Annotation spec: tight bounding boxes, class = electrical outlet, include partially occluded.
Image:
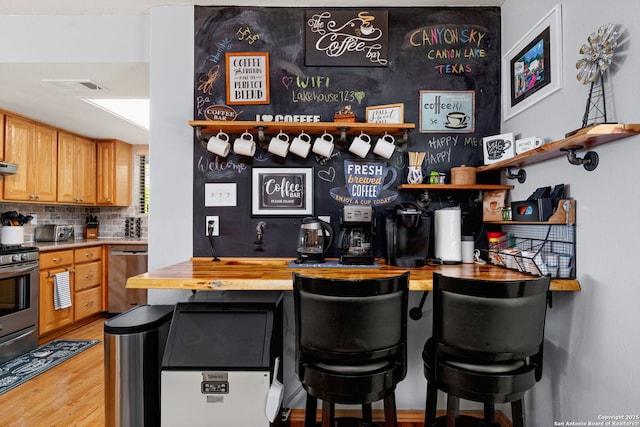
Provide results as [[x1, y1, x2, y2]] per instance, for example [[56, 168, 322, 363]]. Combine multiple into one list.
[[30, 215, 38, 225], [206, 216, 219, 236]]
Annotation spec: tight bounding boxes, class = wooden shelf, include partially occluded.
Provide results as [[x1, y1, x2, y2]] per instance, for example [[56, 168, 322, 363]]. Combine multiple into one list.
[[485, 199, 576, 225], [189, 120, 415, 136], [477, 123, 640, 172], [398, 184, 514, 191]]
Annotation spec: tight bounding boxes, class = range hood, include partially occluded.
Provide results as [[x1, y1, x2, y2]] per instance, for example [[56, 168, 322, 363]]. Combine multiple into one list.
[[0, 162, 18, 175]]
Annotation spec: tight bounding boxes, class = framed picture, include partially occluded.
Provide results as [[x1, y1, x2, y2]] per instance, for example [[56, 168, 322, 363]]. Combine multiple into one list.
[[252, 168, 313, 216], [225, 52, 270, 105], [482, 132, 515, 165], [502, 4, 563, 120], [419, 90, 475, 133], [365, 103, 404, 124]]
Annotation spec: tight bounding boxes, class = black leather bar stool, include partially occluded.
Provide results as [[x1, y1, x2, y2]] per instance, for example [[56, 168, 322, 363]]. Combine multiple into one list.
[[293, 272, 409, 427], [423, 272, 551, 427]]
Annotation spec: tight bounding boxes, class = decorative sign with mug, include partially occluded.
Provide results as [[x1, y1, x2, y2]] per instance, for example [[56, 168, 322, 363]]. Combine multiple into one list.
[[330, 159, 398, 206], [419, 90, 475, 133], [482, 132, 515, 164]]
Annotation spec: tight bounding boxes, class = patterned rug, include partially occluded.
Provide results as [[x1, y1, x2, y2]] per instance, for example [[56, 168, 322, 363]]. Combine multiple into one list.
[[0, 339, 99, 395]]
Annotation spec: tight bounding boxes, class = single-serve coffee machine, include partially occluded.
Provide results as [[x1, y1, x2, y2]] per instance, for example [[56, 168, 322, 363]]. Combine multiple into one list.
[[384, 203, 431, 268], [338, 205, 375, 265]]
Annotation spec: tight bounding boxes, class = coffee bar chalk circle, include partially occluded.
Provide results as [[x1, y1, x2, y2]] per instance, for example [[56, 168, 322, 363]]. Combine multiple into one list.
[[330, 159, 398, 206]]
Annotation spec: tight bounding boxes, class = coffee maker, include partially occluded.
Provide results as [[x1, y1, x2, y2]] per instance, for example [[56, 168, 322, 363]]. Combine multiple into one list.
[[384, 203, 431, 268], [338, 205, 375, 265]]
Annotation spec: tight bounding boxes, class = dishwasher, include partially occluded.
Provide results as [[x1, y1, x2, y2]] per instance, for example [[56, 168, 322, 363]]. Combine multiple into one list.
[[108, 244, 149, 313]]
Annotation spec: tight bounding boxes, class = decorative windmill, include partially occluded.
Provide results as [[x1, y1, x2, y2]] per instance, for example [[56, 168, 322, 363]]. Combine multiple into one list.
[[576, 23, 620, 128]]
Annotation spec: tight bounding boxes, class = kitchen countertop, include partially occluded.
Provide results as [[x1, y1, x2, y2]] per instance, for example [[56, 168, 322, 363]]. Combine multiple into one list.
[[33, 238, 148, 252], [126, 257, 581, 292]]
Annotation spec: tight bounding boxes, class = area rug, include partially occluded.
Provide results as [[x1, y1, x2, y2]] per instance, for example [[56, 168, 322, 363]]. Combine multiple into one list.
[[0, 339, 99, 396]]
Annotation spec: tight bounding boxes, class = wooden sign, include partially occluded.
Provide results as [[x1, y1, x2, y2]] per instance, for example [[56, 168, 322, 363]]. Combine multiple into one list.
[[225, 52, 270, 105], [366, 103, 404, 124], [305, 10, 389, 67]]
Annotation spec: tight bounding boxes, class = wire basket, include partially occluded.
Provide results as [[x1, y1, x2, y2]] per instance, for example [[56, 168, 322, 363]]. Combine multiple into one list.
[[488, 224, 575, 279]]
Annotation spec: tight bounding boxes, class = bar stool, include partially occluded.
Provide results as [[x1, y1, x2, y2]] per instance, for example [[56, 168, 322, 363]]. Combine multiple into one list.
[[293, 272, 409, 427], [423, 272, 551, 427]]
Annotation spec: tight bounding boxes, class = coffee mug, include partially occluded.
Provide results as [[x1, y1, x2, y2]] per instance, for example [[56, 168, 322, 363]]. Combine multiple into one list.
[[290, 132, 312, 158], [206, 131, 231, 157], [312, 132, 335, 158], [373, 134, 396, 159], [268, 132, 290, 158], [233, 132, 256, 157], [515, 136, 543, 154], [446, 111, 469, 128], [349, 132, 372, 158]]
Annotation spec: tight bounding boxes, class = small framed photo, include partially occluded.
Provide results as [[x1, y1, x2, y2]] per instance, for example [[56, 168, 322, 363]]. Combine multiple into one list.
[[502, 4, 563, 120], [225, 52, 270, 105], [252, 168, 313, 216], [482, 132, 515, 165], [365, 103, 404, 124]]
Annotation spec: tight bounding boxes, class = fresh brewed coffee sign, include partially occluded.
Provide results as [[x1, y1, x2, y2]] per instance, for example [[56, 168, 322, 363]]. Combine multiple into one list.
[[305, 10, 389, 66]]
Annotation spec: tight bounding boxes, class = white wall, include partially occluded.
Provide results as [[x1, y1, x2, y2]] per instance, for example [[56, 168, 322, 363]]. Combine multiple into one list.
[[501, 0, 640, 423]]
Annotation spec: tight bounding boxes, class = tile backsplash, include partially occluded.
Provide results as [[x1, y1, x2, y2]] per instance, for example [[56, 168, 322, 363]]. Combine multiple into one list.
[[0, 202, 147, 242]]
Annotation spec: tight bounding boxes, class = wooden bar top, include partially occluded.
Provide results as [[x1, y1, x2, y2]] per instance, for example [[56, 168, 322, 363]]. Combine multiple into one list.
[[126, 257, 581, 292]]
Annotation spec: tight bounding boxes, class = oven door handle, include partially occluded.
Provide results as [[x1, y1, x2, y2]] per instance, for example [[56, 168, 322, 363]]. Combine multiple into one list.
[[0, 261, 39, 279], [0, 328, 36, 350]]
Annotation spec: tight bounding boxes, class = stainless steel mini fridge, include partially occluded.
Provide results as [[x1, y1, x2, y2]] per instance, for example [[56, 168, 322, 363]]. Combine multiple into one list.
[[160, 292, 283, 427]]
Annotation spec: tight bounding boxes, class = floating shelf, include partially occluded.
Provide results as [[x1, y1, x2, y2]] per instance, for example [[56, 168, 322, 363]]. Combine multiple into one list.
[[477, 123, 640, 172], [398, 184, 514, 191], [189, 120, 415, 136]]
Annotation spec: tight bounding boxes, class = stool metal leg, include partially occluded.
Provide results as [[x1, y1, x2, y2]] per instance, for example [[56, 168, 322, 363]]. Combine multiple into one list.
[[425, 382, 438, 427], [446, 394, 459, 427], [305, 394, 317, 427], [512, 399, 526, 427], [484, 403, 496, 423], [363, 403, 373, 423], [383, 392, 398, 427]]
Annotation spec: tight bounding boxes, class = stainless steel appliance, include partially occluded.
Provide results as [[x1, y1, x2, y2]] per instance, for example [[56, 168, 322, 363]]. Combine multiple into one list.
[[0, 245, 39, 364], [107, 245, 148, 313], [296, 217, 333, 263], [384, 203, 431, 268], [34, 224, 74, 242], [338, 205, 375, 265]]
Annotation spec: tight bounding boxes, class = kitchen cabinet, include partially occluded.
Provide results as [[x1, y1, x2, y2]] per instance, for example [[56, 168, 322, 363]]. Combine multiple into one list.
[[73, 246, 102, 321], [96, 139, 132, 206], [39, 250, 75, 335], [0, 114, 4, 160], [57, 131, 96, 204], [38, 246, 103, 336], [3, 115, 58, 202]]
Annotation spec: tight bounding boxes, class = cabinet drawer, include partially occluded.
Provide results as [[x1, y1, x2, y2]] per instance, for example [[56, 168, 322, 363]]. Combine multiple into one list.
[[40, 250, 74, 269], [74, 287, 101, 321], [75, 261, 101, 292], [74, 246, 102, 263]]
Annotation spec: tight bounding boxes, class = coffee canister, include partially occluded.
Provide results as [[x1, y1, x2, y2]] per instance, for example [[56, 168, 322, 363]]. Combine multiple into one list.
[[451, 165, 476, 185], [461, 235, 475, 263]]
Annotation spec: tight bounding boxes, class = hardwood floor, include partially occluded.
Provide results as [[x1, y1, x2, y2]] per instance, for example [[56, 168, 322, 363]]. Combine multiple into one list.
[[0, 316, 107, 427]]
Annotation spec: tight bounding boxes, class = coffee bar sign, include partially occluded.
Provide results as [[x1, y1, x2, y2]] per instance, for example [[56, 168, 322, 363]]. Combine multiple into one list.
[[305, 10, 389, 66], [252, 168, 313, 216], [419, 90, 475, 133]]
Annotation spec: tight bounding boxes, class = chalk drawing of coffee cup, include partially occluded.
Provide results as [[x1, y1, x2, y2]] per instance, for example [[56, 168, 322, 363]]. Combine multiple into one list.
[[360, 25, 375, 35], [445, 112, 469, 129], [485, 138, 512, 160]]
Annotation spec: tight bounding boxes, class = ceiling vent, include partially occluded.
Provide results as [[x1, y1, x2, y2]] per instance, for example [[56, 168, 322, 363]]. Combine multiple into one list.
[[41, 79, 107, 92]]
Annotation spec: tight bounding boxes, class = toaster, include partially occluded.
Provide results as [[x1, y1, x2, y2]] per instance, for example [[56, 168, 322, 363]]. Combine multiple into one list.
[[35, 224, 75, 242]]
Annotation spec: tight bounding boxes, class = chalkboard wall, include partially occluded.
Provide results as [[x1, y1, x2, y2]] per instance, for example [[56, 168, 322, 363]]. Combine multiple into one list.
[[192, 6, 501, 259]]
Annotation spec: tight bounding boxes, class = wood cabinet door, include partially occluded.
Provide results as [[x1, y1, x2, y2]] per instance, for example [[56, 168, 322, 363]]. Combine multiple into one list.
[[3, 115, 33, 201], [75, 136, 96, 204], [39, 269, 74, 335], [32, 124, 57, 202], [97, 140, 132, 206], [57, 132, 77, 203]]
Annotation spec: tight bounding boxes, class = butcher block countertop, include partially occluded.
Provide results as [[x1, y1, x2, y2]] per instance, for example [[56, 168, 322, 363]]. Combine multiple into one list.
[[126, 257, 581, 292]]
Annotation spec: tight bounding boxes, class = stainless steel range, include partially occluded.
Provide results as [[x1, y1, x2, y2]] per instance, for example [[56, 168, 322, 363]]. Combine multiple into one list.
[[0, 245, 39, 364]]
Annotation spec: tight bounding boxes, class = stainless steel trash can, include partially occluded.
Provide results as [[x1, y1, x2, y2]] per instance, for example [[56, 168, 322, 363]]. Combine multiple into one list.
[[104, 304, 174, 427]]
